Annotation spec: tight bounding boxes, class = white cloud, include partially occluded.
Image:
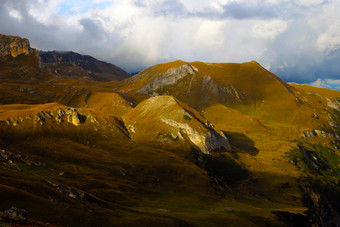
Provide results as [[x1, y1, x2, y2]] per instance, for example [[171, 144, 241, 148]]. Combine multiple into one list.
[[9, 9, 22, 21], [310, 78, 340, 90], [28, 0, 64, 25], [317, 24, 340, 53], [296, 0, 324, 6], [251, 19, 288, 40]]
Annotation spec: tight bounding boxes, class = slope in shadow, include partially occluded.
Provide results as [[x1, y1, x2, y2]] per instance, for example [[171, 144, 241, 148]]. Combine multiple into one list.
[[223, 131, 259, 156]]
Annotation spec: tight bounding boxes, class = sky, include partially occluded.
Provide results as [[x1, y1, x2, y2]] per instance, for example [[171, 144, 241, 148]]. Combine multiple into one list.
[[0, 0, 340, 90]]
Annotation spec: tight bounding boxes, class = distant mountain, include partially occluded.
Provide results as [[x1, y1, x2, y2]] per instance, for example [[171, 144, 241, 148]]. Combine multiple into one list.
[[0, 34, 130, 83], [40, 51, 131, 81]]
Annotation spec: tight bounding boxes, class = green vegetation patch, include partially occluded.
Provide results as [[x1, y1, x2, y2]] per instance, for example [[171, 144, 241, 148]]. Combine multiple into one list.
[[286, 142, 340, 179], [158, 132, 179, 141], [320, 108, 340, 135], [183, 115, 192, 120], [286, 142, 340, 226]]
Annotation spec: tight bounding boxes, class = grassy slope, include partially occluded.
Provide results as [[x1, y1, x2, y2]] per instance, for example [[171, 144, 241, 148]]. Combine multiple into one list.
[[0, 102, 301, 226], [201, 83, 340, 222], [85, 92, 133, 116], [118, 61, 325, 127], [0, 59, 339, 226], [0, 125, 291, 226]]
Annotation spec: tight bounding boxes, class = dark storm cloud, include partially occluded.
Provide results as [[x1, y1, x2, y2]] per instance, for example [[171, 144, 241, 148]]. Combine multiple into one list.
[[219, 2, 278, 19], [134, 0, 187, 17], [0, 0, 114, 57], [79, 18, 105, 40]]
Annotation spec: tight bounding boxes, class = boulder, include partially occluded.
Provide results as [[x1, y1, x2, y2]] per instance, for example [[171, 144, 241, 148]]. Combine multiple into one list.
[[3, 207, 29, 220]]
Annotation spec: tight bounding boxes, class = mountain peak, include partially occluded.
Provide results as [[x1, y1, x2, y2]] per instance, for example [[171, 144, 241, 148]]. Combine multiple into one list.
[[0, 34, 34, 57], [249, 60, 260, 65]]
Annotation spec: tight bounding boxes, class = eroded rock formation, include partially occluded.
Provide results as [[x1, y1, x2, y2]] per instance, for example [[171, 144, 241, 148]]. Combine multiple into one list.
[[138, 64, 199, 94], [0, 34, 34, 57]]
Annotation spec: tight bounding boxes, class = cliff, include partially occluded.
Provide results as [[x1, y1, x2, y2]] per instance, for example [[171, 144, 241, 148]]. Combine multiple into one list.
[[0, 34, 34, 57]]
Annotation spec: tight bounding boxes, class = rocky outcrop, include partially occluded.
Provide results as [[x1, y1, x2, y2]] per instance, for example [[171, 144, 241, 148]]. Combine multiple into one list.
[[160, 118, 230, 154], [327, 99, 340, 111], [122, 96, 231, 154], [301, 184, 340, 227], [45, 180, 85, 200], [138, 64, 199, 94], [1, 149, 42, 167], [201, 74, 244, 102], [3, 207, 28, 220], [0, 212, 54, 227], [330, 122, 340, 128], [0, 34, 34, 57], [4, 107, 89, 127], [302, 129, 340, 139]]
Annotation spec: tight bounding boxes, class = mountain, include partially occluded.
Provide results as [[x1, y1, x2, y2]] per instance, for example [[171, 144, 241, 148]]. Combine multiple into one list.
[[0, 34, 34, 57], [0, 34, 340, 226], [0, 34, 52, 83], [40, 51, 131, 81], [120, 60, 295, 106], [0, 34, 130, 83]]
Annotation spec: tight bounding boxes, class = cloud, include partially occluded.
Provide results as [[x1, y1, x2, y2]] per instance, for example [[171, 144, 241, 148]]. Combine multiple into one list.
[[310, 78, 340, 90], [296, 0, 324, 6], [8, 9, 23, 21], [251, 19, 288, 40], [0, 0, 339, 89]]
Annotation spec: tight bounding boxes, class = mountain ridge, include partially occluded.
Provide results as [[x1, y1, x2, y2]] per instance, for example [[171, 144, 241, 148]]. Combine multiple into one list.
[[0, 34, 339, 226], [0, 33, 131, 83], [40, 50, 131, 81]]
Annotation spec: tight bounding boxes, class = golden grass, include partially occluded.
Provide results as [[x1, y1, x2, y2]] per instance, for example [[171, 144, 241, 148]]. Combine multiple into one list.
[[0, 103, 65, 120], [85, 92, 133, 116], [1, 59, 340, 226]]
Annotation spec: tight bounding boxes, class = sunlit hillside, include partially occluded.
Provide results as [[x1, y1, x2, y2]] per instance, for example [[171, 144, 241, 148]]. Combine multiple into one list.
[[0, 34, 339, 226]]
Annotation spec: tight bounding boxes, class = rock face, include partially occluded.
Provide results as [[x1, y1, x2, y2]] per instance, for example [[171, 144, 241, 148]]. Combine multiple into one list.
[[122, 96, 231, 154], [0, 34, 49, 82], [302, 129, 340, 139], [3, 107, 88, 127], [40, 51, 131, 81], [327, 99, 340, 111], [0, 34, 34, 57], [3, 207, 29, 220], [137, 64, 199, 94]]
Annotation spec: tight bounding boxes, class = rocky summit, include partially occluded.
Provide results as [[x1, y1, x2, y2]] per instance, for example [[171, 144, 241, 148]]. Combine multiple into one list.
[[0, 34, 339, 227], [0, 34, 34, 57]]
